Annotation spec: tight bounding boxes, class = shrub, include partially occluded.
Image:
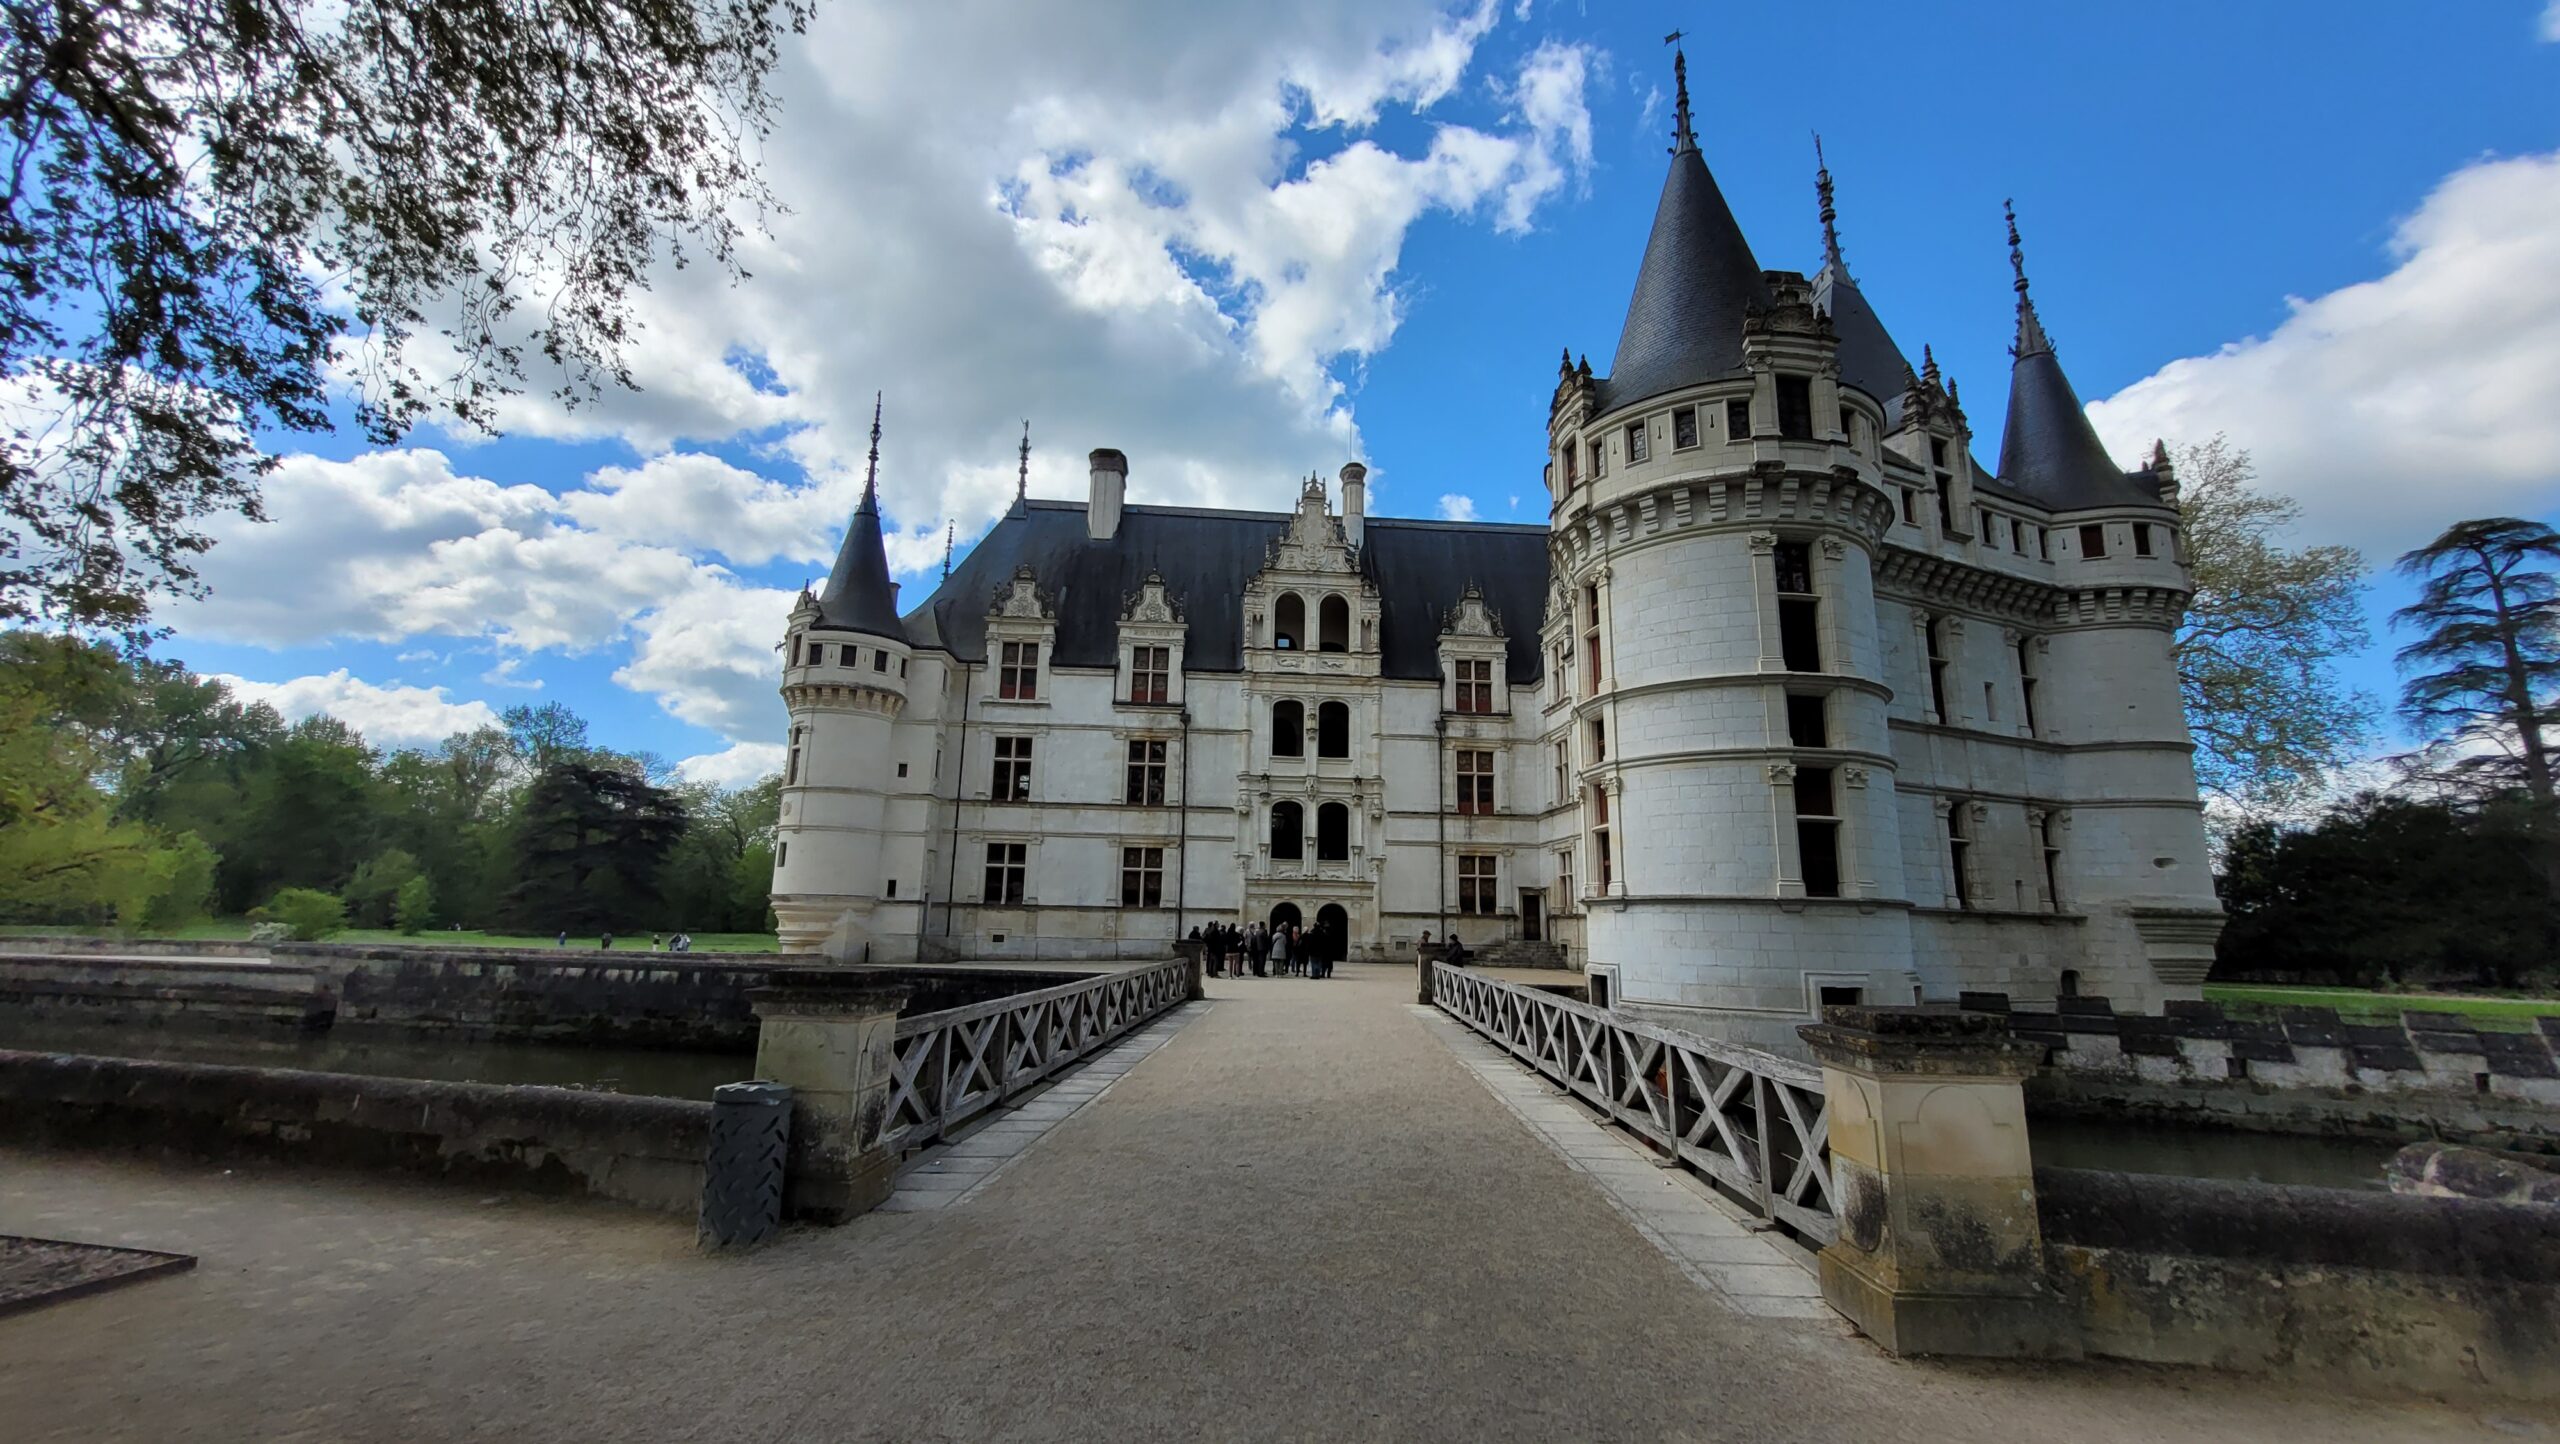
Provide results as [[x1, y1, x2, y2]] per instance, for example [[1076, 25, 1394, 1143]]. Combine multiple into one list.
[[393, 875, 435, 935], [262, 888, 347, 942]]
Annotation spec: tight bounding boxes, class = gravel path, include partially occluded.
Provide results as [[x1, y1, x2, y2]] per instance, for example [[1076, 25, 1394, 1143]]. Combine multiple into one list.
[[0, 964, 2541, 1442]]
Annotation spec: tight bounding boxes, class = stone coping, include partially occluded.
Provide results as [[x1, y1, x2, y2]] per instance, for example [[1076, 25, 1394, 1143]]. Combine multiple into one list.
[[1959, 991, 2560, 1080]]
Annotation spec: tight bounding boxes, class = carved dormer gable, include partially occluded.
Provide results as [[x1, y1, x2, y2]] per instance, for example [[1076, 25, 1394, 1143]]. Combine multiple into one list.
[[989, 564, 1056, 621], [1263, 479, 1360, 575], [1243, 478, 1381, 676], [1120, 570, 1184, 626], [1440, 583, 1506, 640], [1742, 272, 1834, 344]]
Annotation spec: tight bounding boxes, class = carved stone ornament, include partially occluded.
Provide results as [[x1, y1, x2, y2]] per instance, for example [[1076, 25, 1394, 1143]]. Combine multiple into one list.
[[1766, 760, 1798, 785], [1817, 536, 1846, 560], [1121, 571, 1185, 625], [1748, 532, 1778, 555], [1439, 583, 1505, 639], [1968, 800, 1991, 823], [1841, 765, 1869, 788], [990, 565, 1055, 620]]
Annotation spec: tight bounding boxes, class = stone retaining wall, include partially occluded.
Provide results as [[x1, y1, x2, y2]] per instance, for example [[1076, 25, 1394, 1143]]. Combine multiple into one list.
[[1957, 991, 2560, 1148], [0, 956, 331, 1032], [0, 1050, 711, 1213], [2037, 1165, 2560, 1398], [0, 935, 268, 960]]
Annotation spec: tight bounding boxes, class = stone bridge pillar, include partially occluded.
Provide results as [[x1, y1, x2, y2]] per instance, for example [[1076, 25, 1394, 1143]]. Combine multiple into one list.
[[751, 972, 911, 1224], [1797, 1006, 2071, 1358]]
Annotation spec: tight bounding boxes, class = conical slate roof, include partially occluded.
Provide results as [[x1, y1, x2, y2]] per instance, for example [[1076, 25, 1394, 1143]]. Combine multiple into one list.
[[1600, 56, 1769, 411], [815, 395, 909, 640], [1994, 205, 2164, 511]]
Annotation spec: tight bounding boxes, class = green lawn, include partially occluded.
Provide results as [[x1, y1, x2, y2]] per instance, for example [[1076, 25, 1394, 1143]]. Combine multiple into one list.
[[0, 920, 781, 953], [2203, 983, 2560, 1029]]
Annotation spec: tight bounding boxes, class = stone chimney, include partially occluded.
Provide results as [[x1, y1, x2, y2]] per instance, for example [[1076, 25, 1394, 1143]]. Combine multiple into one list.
[[1339, 461, 1367, 547], [1088, 448, 1126, 541]]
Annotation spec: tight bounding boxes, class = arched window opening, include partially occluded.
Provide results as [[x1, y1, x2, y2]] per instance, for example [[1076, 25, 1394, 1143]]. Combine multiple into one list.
[[1316, 700, 1350, 758], [1271, 700, 1304, 758], [1270, 802, 1304, 861], [1318, 594, 1350, 652], [1316, 802, 1350, 861], [1274, 593, 1305, 650]]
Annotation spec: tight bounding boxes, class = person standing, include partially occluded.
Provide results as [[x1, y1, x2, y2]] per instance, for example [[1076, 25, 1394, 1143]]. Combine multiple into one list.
[[1271, 923, 1292, 979], [1248, 923, 1268, 978]]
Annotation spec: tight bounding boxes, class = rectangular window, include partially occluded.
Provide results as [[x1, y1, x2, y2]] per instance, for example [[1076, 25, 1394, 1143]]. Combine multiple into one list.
[[885, 879, 898, 898], [785, 726, 803, 785], [1775, 375, 1814, 440], [2037, 527, 2051, 560], [1774, 541, 1821, 673], [1818, 985, 1863, 1009], [1786, 694, 1828, 749], [1124, 738, 1167, 806], [1128, 645, 1171, 704], [2079, 523, 2107, 558], [1553, 741, 1571, 805], [1837, 406, 1854, 443], [1929, 437, 1949, 467], [1588, 438, 1607, 479], [1587, 716, 1606, 763], [1458, 854, 1497, 915], [2133, 522, 2154, 557], [2017, 638, 2040, 737], [1946, 806, 1973, 909], [1591, 787, 1613, 891], [1725, 398, 1752, 440], [790, 638, 802, 667], [1899, 488, 1917, 525], [1581, 584, 1603, 691], [2040, 813, 2064, 911], [1557, 849, 1575, 908], [998, 641, 1040, 699], [2011, 518, 2027, 554], [1795, 766, 1842, 901], [1120, 846, 1164, 908], [1978, 507, 1993, 539], [1934, 483, 1954, 534], [984, 842, 1027, 905], [873, 650, 889, 673], [777, 841, 786, 867], [1453, 658, 1494, 714], [992, 735, 1032, 801], [1924, 617, 1951, 722], [1562, 442, 1578, 486], [1625, 421, 1649, 463], [1672, 407, 1699, 449], [1456, 749, 1494, 815]]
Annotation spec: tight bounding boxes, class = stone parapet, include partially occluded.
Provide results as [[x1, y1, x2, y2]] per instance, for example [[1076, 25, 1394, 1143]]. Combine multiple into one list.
[[751, 973, 913, 1224]]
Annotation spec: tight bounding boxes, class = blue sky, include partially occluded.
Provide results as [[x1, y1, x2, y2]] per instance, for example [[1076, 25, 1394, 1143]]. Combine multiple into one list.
[[155, 1, 2560, 784]]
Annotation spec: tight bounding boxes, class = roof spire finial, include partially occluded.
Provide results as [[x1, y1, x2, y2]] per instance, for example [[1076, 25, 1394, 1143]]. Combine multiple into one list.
[[941, 519, 955, 580], [1814, 133, 1843, 273], [2005, 198, 2053, 358], [1921, 343, 1941, 389], [1665, 33, 1696, 156], [862, 391, 883, 507], [1015, 419, 1031, 509]]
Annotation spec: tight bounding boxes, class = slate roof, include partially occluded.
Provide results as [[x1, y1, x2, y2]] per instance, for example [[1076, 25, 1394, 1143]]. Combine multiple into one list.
[[1996, 311, 2171, 512], [1598, 145, 1770, 413], [814, 486, 909, 641], [900, 501, 1550, 684], [1814, 260, 1910, 425]]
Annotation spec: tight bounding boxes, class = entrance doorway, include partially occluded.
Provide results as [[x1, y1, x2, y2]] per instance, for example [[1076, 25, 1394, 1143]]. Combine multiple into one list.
[[1268, 901, 1303, 933], [1315, 903, 1349, 964], [1520, 889, 1543, 942]]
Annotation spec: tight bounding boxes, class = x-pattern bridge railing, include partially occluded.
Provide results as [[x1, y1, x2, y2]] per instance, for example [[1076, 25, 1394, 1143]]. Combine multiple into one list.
[[881, 958, 1190, 1155], [1431, 963, 1836, 1244]]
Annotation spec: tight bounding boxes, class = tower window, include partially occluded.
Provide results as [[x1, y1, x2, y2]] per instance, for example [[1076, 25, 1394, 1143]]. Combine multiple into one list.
[[1130, 645, 1171, 704], [1562, 441, 1579, 486], [1590, 788, 1613, 890], [1923, 616, 1951, 722], [1317, 700, 1351, 759], [789, 637, 802, 667], [1452, 658, 1494, 714], [1553, 740, 1571, 804], [1124, 739, 1167, 806], [1272, 699, 1304, 758], [2079, 524, 2108, 558], [1456, 749, 1494, 815], [1794, 766, 1842, 899], [1458, 854, 1497, 915], [2011, 518, 2028, 554], [1899, 489, 1916, 526], [1946, 806, 1974, 909], [1935, 484, 1953, 535], [1725, 398, 1752, 440], [1557, 848, 1575, 907], [1316, 802, 1351, 862], [2018, 638, 2040, 737], [1672, 407, 1699, 449], [2041, 813, 2065, 911], [998, 641, 1039, 699], [1625, 421, 1649, 463], [992, 735, 1033, 801], [2133, 522, 2155, 557], [1774, 541, 1821, 673], [786, 726, 804, 785], [1786, 694, 1828, 748], [1587, 716, 1606, 763], [1588, 437, 1607, 479], [1581, 584, 1604, 691], [1775, 375, 1814, 440], [874, 650, 889, 673], [2037, 527, 2051, 560], [1120, 847, 1164, 908], [983, 842, 1027, 905]]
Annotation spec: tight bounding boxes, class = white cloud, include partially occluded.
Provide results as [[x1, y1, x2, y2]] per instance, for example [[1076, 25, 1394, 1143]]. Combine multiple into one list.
[[2089, 150, 2560, 560], [559, 452, 851, 569], [2542, 0, 2560, 42], [480, 657, 544, 690], [677, 741, 788, 789], [614, 580, 799, 743], [212, 670, 500, 748], [1437, 493, 1478, 520]]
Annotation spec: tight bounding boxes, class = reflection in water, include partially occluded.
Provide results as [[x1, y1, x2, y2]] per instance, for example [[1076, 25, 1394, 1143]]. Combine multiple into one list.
[[2029, 1115, 2400, 1192], [0, 1021, 752, 1102]]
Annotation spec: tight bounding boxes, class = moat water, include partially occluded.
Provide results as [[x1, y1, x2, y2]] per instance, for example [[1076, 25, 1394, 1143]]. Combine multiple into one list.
[[0, 1021, 752, 1101], [2028, 1116, 2400, 1192]]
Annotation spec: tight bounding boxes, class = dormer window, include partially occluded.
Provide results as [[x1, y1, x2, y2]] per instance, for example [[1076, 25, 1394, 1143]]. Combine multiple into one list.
[[1775, 375, 1814, 440], [1452, 658, 1493, 714], [1725, 398, 1751, 439], [1130, 645, 1170, 704], [1929, 437, 1949, 467], [1672, 407, 1699, 450], [998, 642, 1039, 699]]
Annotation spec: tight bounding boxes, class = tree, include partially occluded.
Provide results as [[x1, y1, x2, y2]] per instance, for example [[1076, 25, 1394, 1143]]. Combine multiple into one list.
[[261, 886, 347, 942], [500, 761, 688, 931], [3, 0, 811, 632], [2393, 518, 2560, 803], [393, 874, 435, 935], [344, 848, 423, 928], [2170, 437, 2375, 816], [661, 774, 780, 931], [504, 703, 595, 774], [2216, 792, 2554, 990]]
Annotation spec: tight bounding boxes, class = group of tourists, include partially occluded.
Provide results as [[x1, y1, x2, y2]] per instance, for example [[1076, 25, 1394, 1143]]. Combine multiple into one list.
[[1190, 920, 1339, 980]]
